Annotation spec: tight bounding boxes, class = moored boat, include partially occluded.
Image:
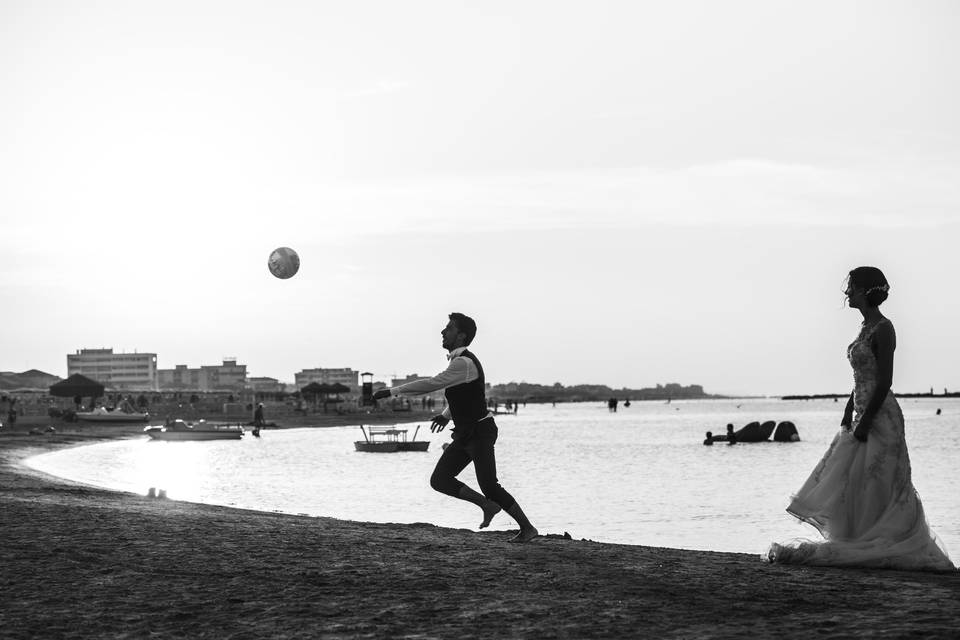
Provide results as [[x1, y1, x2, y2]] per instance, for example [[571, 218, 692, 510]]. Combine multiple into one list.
[[76, 407, 150, 423], [144, 420, 244, 441], [354, 425, 430, 452], [707, 420, 798, 443], [397, 440, 430, 452]]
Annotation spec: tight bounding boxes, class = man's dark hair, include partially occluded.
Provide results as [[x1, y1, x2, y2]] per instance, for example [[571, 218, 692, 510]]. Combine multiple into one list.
[[448, 312, 477, 346]]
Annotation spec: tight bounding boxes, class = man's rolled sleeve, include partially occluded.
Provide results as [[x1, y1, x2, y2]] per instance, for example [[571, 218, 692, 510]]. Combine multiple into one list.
[[391, 358, 472, 396]]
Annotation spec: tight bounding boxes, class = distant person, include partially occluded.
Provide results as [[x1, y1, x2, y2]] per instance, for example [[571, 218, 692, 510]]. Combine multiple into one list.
[[623, 398, 631, 408], [372, 312, 538, 543], [936, 408, 942, 416], [513, 401, 518, 415], [726, 424, 737, 445], [768, 266, 955, 570], [253, 403, 264, 437], [703, 431, 714, 446]]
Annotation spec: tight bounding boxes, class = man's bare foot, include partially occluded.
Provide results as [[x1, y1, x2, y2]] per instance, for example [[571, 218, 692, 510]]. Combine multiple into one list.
[[480, 501, 501, 529], [508, 527, 539, 543]]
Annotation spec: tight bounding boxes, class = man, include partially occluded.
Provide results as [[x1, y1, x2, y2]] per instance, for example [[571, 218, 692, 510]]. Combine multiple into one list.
[[373, 312, 538, 543], [253, 402, 264, 437], [726, 423, 737, 445]]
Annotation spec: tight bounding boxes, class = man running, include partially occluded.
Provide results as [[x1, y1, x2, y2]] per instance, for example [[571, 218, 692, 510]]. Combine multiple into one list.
[[373, 312, 539, 543]]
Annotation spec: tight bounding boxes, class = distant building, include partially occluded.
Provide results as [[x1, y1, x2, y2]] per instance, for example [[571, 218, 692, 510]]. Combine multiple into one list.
[[67, 348, 158, 391], [390, 373, 422, 387], [294, 368, 360, 394], [157, 358, 248, 392], [654, 383, 704, 397], [248, 376, 286, 394]]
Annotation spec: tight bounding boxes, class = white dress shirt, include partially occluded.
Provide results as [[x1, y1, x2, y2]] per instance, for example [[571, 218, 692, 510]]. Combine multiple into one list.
[[389, 347, 489, 420]]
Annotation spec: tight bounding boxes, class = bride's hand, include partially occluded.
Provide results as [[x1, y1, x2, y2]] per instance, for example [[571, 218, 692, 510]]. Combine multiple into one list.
[[853, 421, 870, 442]]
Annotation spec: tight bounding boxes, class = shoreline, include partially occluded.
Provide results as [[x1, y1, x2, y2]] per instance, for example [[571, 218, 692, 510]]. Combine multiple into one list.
[[2, 422, 959, 638]]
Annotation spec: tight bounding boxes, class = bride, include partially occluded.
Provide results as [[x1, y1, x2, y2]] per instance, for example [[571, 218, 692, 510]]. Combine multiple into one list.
[[767, 266, 956, 571]]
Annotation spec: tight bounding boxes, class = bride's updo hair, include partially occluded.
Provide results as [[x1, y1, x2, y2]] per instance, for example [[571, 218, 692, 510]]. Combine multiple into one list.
[[848, 266, 889, 306]]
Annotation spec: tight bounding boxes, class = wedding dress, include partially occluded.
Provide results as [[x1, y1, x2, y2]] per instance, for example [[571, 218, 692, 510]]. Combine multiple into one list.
[[767, 319, 956, 571]]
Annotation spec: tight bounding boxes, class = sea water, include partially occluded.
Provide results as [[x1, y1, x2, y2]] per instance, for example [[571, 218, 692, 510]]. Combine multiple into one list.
[[25, 398, 960, 556]]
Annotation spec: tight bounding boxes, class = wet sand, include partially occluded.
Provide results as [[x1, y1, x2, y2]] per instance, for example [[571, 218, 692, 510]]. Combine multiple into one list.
[[1, 420, 958, 639]]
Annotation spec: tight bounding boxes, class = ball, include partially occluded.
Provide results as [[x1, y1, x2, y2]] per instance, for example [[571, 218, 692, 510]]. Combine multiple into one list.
[[268, 247, 300, 279]]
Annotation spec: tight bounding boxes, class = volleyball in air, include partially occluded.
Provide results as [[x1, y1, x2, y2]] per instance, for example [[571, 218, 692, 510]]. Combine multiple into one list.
[[268, 247, 300, 279]]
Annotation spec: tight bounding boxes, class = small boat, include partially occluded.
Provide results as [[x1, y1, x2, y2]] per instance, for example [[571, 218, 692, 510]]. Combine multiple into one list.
[[727, 420, 777, 442], [354, 425, 430, 452], [773, 421, 801, 442], [76, 407, 150, 423], [144, 419, 244, 441], [709, 420, 783, 443]]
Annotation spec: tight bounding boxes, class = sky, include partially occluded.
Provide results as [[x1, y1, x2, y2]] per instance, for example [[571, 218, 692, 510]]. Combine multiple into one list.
[[2, 0, 959, 396]]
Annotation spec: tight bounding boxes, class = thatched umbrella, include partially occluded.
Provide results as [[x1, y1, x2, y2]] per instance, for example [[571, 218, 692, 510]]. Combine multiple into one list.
[[327, 382, 350, 398], [300, 382, 334, 410], [301, 382, 332, 396], [49, 374, 106, 413], [49, 374, 105, 398], [318, 383, 351, 411]]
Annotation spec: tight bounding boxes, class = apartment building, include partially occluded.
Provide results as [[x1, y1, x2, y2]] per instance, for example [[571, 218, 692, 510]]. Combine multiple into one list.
[[248, 376, 286, 394], [67, 348, 158, 391], [294, 368, 360, 394], [157, 358, 248, 392]]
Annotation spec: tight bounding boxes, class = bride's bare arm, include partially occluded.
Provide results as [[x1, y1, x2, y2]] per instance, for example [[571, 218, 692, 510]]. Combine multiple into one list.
[[840, 391, 855, 427], [854, 321, 896, 441]]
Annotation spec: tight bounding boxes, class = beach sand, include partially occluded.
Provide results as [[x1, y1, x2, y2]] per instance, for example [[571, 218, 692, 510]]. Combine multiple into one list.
[[1, 420, 958, 639]]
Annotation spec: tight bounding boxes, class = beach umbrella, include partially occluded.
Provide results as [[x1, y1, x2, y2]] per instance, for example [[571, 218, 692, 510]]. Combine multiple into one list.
[[300, 382, 335, 409], [300, 382, 333, 396], [48, 374, 105, 399], [324, 382, 350, 405]]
